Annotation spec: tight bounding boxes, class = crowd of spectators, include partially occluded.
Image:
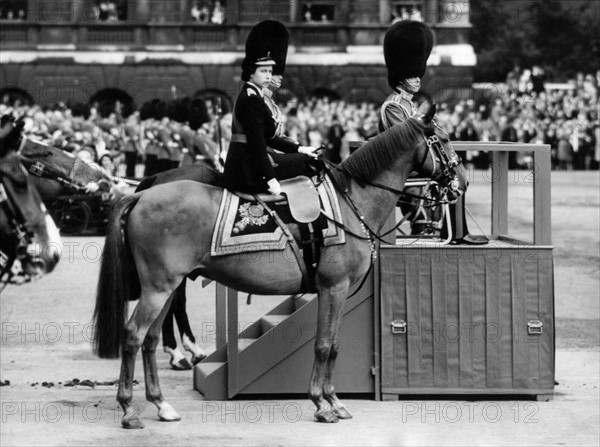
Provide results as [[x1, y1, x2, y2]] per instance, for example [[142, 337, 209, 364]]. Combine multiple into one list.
[[0, 0, 26, 21], [280, 70, 599, 171], [1, 70, 598, 183], [190, 1, 225, 24]]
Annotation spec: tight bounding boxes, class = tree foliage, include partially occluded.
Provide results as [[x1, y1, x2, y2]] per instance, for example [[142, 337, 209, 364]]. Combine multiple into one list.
[[470, 0, 600, 81]]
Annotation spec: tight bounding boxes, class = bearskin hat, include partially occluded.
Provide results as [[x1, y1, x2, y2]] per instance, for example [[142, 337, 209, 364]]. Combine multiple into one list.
[[150, 99, 168, 121], [241, 20, 290, 81], [167, 98, 190, 124], [188, 98, 210, 131], [139, 100, 153, 121], [70, 102, 91, 120], [384, 20, 434, 89]]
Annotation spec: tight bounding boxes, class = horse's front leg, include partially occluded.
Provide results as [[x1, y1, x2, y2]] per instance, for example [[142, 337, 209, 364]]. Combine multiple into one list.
[[141, 293, 182, 423], [309, 280, 349, 423], [323, 334, 353, 420], [118, 290, 172, 429]]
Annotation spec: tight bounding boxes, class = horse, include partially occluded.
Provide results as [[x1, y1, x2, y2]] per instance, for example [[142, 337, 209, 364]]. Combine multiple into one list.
[[92, 107, 468, 428], [135, 165, 217, 370], [18, 137, 135, 234], [0, 117, 62, 287]]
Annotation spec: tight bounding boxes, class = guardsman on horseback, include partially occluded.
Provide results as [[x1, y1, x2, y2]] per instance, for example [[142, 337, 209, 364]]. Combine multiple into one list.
[[380, 20, 487, 244], [379, 20, 428, 132], [223, 20, 322, 195]]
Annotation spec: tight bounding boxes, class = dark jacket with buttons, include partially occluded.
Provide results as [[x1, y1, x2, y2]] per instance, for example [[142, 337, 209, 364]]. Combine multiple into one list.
[[224, 82, 299, 192]]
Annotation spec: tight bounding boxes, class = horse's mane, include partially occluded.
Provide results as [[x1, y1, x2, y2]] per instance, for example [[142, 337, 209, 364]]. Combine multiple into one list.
[[340, 117, 426, 181]]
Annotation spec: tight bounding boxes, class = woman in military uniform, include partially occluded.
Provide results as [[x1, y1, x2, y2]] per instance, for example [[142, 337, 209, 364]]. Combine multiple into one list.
[[223, 21, 321, 195]]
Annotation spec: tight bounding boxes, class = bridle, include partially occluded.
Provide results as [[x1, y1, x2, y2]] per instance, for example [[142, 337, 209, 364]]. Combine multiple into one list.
[[321, 120, 465, 248], [315, 121, 465, 297], [0, 172, 42, 289], [422, 120, 462, 200]]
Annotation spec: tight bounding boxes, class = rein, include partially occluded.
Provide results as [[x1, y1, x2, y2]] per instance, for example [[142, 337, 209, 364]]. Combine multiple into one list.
[[0, 179, 35, 289], [321, 129, 460, 246]]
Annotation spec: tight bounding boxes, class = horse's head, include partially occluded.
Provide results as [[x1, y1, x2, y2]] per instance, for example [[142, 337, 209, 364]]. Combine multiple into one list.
[[414, 104, 468, 202], [0, 125, 62, 283]]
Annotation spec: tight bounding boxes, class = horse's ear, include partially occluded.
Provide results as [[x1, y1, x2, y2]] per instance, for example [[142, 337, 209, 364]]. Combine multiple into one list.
[[423, 103, 437, 124]]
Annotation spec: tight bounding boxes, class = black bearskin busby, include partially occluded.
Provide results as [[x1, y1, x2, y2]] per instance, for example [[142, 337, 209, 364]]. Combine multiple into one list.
[[167, 98, 191, 124], [150, 99, 168, 121], [139, 100, 153, 121], [188, 98, 210, 131], [384, 20, 434, 89], [241, 20, 289, 81]]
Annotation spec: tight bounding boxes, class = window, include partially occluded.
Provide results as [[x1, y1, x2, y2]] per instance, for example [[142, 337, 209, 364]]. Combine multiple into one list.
[[303, 2, 335, 23], [149, 0, 182, 23], [90, 1, 127, 23], [190, 1, 226, 24], [391, 1, 423, 23], [0, 0, 26, 21]]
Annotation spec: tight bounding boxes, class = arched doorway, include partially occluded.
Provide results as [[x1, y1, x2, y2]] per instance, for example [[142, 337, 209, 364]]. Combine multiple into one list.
[[0, 87, 34, 106], [89, 88, 135, 118]]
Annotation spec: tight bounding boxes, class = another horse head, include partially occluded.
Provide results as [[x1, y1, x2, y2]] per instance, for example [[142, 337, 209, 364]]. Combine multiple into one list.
[[0, 117, 61, 283], [414, 103, 468, 203]]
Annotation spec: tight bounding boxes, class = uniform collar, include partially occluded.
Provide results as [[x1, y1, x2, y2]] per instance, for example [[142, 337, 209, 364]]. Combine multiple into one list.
[[262, 87, 273, 99], [393, 86, 414, 102]]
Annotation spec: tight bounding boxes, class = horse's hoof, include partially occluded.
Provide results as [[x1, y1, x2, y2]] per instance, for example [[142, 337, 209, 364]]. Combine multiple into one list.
[[158, 403, 181, 422], [170, 358, 192, 370], [122, 415, 144, 429], [191, 353, 207, 365], [315, 409, 339, 423], [334, 406, 353, 420]]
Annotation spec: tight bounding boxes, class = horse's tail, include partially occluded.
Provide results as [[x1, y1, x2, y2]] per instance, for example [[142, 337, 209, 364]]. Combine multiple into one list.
[[93, 193, 141, 359]]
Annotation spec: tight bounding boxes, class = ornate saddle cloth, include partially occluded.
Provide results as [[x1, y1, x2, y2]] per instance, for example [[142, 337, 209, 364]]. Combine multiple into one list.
[[211, 176, 345, 256]]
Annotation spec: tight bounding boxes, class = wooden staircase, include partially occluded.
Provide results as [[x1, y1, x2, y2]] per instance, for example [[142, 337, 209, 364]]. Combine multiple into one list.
[[194, 276, 376, 400]]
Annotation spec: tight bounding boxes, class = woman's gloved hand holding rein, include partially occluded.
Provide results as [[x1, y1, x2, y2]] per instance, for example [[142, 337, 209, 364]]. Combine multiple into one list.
[[267, 178, 281, 195], [298, 146, 319, 158]]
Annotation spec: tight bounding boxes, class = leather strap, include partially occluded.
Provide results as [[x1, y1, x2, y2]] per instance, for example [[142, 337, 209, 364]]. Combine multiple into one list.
[[253, 195, 313, 292]]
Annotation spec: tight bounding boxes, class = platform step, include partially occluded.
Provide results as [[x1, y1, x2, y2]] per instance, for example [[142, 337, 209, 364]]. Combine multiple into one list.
[[193, 361, 227, 400], [293, 294, 316, 311], [194, 361, 226, 380], [238, 338, 258, 352], [260, 315, 288, 333]]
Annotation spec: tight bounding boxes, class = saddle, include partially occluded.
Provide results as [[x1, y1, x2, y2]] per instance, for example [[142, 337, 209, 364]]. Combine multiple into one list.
[[234, 176, 321, 223]]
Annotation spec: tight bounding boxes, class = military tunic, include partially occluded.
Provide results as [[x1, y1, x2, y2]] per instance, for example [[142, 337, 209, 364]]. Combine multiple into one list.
[[378, 87, 417, 133], [223, 82, 301, 193]]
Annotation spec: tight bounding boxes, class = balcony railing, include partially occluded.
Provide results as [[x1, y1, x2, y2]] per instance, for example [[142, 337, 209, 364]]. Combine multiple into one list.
[[0, 21, 468, 51]]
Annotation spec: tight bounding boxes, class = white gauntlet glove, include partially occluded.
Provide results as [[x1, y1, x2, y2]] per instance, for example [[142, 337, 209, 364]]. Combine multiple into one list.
[[298, 146, 319, 158], [267, 178, 281, 195]]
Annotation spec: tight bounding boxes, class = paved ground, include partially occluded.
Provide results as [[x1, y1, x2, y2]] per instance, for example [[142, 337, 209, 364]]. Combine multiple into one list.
[[1, 170, 599, 446]]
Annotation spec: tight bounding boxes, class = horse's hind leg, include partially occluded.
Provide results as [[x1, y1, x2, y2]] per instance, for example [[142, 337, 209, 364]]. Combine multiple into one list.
[[142, 295, 182, 422], [309, 281, 350, 423], [173, 280, 207, 365], [118, 290, 173, 429]]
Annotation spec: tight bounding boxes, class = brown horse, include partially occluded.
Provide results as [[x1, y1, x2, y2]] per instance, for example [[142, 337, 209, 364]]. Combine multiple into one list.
[[1, 118, 62, 286], [93, 108, 468, 428]]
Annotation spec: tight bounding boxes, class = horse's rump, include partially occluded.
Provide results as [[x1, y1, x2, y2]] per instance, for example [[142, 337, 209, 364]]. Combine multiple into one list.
[[136, 162, 223, 193]]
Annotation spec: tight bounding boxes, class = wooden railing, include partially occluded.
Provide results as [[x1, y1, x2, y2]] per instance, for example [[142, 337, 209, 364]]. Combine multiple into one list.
[[453, 141, 552, 246]]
